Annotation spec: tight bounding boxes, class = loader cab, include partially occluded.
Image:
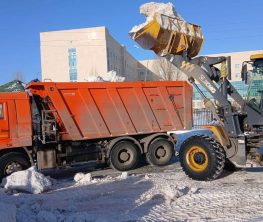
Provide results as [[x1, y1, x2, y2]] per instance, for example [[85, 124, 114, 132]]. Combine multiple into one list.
[[245, 54, 263, 114]]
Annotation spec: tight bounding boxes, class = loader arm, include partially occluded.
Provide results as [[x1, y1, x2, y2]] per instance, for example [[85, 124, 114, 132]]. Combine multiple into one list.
[[130, 13, 247, 137], [130, 8, 263, 169], [168, 54, 245, 137]]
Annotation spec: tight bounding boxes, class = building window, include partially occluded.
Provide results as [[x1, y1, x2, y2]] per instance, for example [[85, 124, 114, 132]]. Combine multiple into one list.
[[68, 48, 78, 82], [235, 64, 240, 69], [0, 104, 3, 119]]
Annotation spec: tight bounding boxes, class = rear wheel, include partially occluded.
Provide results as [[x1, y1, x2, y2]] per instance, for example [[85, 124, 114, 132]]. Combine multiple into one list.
[[0, 152, 31, 179], [146, 138, 174, 166], [179, 135, 225, 181], [110, 141, 140, 171]]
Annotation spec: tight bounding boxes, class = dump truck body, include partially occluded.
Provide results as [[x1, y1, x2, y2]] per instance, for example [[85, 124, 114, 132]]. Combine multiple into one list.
[[26, 81, 193, 142], [0, 81, 192, 177]]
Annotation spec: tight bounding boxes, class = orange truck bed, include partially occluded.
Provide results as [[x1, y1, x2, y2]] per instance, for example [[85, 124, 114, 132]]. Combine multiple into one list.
[[26, 81, 193, 141], [0, 81, 193, 174]]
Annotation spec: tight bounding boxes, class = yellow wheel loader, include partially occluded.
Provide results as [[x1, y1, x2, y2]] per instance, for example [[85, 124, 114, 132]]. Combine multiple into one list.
[[130, 13, 263, 180]]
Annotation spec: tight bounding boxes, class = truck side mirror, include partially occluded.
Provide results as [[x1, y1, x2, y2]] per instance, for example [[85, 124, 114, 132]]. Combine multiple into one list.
[[241, 64, 248, 84]]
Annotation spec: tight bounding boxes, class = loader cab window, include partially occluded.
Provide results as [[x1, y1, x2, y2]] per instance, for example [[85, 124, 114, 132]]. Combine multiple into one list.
[[247, 60, 263, 112], [0, 104, 3, 119]]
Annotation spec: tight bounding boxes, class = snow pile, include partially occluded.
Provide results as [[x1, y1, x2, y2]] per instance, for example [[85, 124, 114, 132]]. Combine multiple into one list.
[[74, 172, 92, 183], [141, 2, 178, 21], [130, 2, 182, 34], [130, 2, 179, 33], [137, 174, 200, 206], [85, 75, 105, 82], [118, 172, 128, 180], [74, 172, 130, 184], [1, 166, 52, 194], [162, 185, 199, 205], [145, 174, 150, 180], [85, 70, 125, 82], [129, 2, 203, 46]]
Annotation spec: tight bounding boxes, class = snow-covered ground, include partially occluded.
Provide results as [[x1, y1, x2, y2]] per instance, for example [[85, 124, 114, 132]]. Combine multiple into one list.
[[1, 160, 263, 222]]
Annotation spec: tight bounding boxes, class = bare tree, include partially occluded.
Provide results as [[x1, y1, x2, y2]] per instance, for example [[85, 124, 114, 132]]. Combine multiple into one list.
[[153, 56, 184, 81], [13, 71, 24, 82]]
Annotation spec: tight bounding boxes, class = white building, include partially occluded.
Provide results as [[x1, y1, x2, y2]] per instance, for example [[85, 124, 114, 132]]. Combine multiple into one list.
[[40, 27, 141, 82]]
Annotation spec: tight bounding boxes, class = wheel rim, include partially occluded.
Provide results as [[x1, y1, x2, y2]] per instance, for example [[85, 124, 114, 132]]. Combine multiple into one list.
[[118, 149, 132, 165], [155, 146, 167, 159], [186, 146, 208, 172], [5, 161, 23, 175]]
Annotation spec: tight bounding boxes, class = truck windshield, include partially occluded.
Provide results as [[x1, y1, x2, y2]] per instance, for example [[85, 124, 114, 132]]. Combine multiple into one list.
[[247, 60, 263, 112]]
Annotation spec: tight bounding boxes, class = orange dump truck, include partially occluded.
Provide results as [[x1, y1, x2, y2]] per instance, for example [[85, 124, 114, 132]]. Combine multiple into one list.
[[0, 81, 192, 178]]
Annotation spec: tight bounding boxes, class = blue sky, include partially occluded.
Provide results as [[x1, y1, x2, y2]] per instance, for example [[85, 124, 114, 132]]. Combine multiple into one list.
[[0, 0, 262, 84]]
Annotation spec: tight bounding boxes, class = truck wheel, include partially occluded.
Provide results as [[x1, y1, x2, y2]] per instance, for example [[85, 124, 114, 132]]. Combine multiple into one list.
[[110, 141, 139, 171], [146, 138, 174, 166], [179, 135, 225, 181], [0, 152, 30, 179]]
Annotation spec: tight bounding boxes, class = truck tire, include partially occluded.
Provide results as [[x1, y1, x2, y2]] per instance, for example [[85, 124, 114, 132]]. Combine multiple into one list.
[[179, 135, 225, 181], [146, 138, 174, 166], [110, 141, 139, 171], [0, 152, 31, 179]]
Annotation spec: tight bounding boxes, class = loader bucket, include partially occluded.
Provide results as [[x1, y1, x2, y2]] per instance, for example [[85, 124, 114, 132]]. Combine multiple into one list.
[[130, 14, 204, 58]]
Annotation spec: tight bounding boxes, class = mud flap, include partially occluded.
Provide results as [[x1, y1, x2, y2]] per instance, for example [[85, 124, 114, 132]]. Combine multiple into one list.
[[37, 149, 57, 170]]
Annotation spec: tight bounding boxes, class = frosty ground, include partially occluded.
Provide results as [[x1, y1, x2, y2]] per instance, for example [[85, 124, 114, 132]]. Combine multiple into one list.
[[1, 158, 263, 222]]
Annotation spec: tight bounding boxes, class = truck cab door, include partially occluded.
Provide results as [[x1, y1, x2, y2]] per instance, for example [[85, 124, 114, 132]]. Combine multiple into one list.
[[0, 102, 9, 140]]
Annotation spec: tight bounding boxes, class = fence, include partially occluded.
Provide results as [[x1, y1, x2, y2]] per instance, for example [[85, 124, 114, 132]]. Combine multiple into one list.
[[193, 108, 214, 128]]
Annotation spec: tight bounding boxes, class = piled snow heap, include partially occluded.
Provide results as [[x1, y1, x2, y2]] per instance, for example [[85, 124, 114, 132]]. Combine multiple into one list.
[[85, 70, 125, 82], [130, 2, 181, 34], [1, 166, 52, 194], [129, 2, 199, 39], [74, 172, 129, 184]]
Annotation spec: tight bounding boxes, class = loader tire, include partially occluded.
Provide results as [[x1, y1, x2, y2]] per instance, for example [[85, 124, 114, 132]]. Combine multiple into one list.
[[146, 138, 174, 166], [110, 141, 139, 171], [0, 152, 30, 179], [224, 160, 237, 172], [179, 135, 225, 181]]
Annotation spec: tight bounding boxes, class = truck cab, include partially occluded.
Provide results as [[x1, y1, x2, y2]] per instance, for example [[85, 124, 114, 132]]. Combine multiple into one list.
[[0, 92, 32, 177], [0, 92, 32, 149]]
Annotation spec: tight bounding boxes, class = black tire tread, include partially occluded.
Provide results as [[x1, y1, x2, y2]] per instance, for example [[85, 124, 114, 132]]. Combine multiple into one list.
[[146, 138, 174, 166], [0, 152, 30, 179], [179, 134, 226, 181], [110, 141, 139, 171]]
